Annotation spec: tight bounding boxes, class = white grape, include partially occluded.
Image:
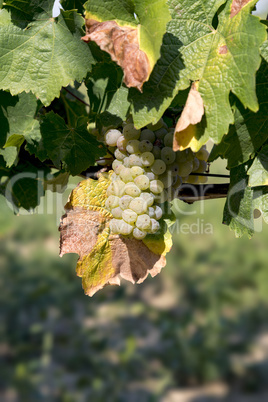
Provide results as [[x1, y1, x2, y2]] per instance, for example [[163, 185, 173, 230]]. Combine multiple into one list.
[[117, 135, 128, 151], [119, 221, 134, 235], [178, 160, 193, 177], [150, 180, 164, 194], [147, 118, 165, 131], [134, 175, 150, 190], [154, 127, 168, 139], [107, 180, 125, 197], [126, 140, 140, 154], [104, 129, 122, 146], [139, 192, 155, 207], [123, 156, 131, 167], [129, 197, 148, 214], [129, 154, 143, 167], [140, 152, 155, 167], [119, 195, 133, 210], [122, 208, 138, 224], [109, 218, 121, 234], [197, 175, 208, 184], [151, 159, 166, 175], [136, 214, 151, 230], [144, 171, 158, 181], [196, 147, 209, 161], [114, 148, 127, 161], [119, 167, 133, 183], [152, 146, 161, 159], [158, 171, 173, 188], [193, 160, 207, 173], [111, 207, 123, 218], [169, 162, 179, 176], [192, 157, 200, 171], [124, 182, 141, 197], [105, 195, 120, 209], [112, 159, 124, 174], [123, 123, 141, 140], [150, 218, 160, 233], [153, 205, 163, 220], [186, 175, 198, 184], [133, 227, 147, 240], [131, 166, 144, 178]]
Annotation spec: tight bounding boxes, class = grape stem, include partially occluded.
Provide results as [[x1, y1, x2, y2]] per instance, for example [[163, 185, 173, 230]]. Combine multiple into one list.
[[190, 173, 230, 178], [62, 86, 90, 107]]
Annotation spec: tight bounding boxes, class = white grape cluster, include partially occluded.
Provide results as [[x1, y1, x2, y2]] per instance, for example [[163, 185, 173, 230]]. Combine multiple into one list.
[[103, 118, 209, 239]]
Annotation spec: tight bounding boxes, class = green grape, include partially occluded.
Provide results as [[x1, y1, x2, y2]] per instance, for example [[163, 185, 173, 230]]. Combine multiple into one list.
[[119, 220, 134, 235], [192, 157, 200, 171], [161, 147, 176, 165], [140, 152, 155, 167], [131, 166, 144, 178], [114, 148, 127, 161], [124, 182, 141, 197], [133, 227, 147, 240], [129, 154, 143, 167], [186, 175, 198, 184], [152, 146, 161, 159], [193, 160, 207, 173], [117, 135, 128, 151], [134, 175, 150, 190], [136, 214, 151, 230], [111, 206, 123, 218], [139, 192, 155, 207], [196, 175, 208, 184], [122, 208, 138, 224], [140, 129, 155, 143], [139, 140, 153, 153], [178, 160, 193, 177], [151, 159, 166, 175], [148, 207, 155, 218], [105, 195, 120, 209], [163, 132, 173, 147], [154, 189, 168, 203], [150, 218, 160, 233], [126, 139, 140, 154], [123, 156, 131, 167], [119, 167, 133, 183], [150, 179, 164, 194], [112, 159, 124, 174], [123, 123, 141, 140], [104, 129, 122, 146], [119, 195, 133, 210], [147, 118, 165, 131], [129, 197, 148, 214], [169, 162, 179, 176], [154, 127, 168, 139], [196, 147, 209, 161], [158, 171, 173, 188], [173, 175, 182, 189]]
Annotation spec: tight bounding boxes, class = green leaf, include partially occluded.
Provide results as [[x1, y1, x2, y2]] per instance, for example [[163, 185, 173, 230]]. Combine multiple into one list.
[[260, 39, 268, 63], [60, 0, 84, 14], [40, 112, 106, 175], [0, 8, 94, 106], [253, 186, 268, 225], [209, 60, 268, 168], [247, 144, 268, 187], [131, 0, 266, 148], [0, 147, 17, 167], [223, 163, 254, 238]]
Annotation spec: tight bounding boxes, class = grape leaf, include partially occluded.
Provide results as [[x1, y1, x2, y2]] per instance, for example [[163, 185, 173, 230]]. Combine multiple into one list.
[[82, 0, 171, 90], [253, 186, 268, 225], [0, 6, 94, 106], [40, 112, 105, 176], [60, 0, 84, 15], [223, 163, 254, 237], [131, 0, 266, 149], [260, 39, 268, 63], [0, 91, 41, 166], [209, 60, 268, 168], [247, 145, 268, 187], [59, 173, 173, 296]]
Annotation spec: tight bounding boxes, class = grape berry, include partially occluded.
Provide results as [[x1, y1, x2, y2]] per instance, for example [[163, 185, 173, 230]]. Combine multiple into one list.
[[103, 118, 209, 239]]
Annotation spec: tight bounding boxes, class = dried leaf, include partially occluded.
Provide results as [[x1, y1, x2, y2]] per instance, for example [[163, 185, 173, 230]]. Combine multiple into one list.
[[230, 0, 251, 18], [82, 19, 149, 91], [173, 83, 204, 152], [59, 174, 171, 296]]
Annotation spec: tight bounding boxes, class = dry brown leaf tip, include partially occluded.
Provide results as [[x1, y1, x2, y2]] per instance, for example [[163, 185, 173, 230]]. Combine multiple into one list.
[[82, 19, 150, 91]]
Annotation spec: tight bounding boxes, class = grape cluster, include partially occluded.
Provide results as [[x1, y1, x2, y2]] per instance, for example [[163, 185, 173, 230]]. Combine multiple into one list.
[[103, 118, 209, 239]]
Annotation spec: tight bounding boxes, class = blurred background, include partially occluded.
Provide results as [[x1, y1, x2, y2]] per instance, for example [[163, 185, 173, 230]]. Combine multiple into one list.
[[1, 155, 268, 402]]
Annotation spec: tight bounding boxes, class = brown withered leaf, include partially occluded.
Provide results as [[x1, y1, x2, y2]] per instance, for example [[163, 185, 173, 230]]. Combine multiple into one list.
[[173, 82, 204, 152], [59, 174, 170, 296], [82, 19, 150, 91], [230, 0, 251, 18]]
